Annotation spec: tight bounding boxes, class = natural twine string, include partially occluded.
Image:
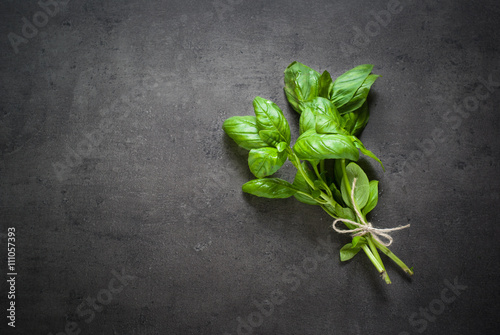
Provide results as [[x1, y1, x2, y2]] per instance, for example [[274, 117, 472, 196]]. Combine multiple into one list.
[[332, 178, 410, 247]]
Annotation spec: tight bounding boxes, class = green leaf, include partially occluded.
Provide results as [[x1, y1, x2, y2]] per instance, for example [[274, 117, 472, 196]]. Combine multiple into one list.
[[329, 181, 344, 206], [331, 64, 373, 108], [338, 74, 380, 115], [311, 189, 321, 199], [341, 101, 371, 136], [340, 243, 362, 261], [351, 236, 367, 248], [248, 147, 287, 178], [341, 111, 357, 135], [362, 180, 379, 215], [292, 163, 321, 205], [284, 61, 320, 114], [318, 70, 333, 99], [350, 136, 384, 170], [253, 97, 291, 144], [303, 97, 345, 135], [340, 162, 370, 209], [313, 179, 323, 189], [335, 205, 356, 222], [276, 142, 288, 153], [242, 178, 299, 199], [259, 130, 281, 147], [293, 130, 359, 161], [351, 101, 370, 136], [299, 107, 316, 135], [222, 116, 269, 150]]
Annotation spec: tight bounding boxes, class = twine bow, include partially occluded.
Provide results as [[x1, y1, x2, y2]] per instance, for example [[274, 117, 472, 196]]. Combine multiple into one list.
[[332, 178, 410, 247]]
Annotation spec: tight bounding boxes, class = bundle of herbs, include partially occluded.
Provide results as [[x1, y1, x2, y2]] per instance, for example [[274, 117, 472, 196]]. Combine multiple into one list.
[[223, 61, 412, 284]]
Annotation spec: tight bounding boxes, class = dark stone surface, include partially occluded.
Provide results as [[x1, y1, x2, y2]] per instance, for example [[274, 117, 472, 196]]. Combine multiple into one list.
[[1, 0, 499, 334]]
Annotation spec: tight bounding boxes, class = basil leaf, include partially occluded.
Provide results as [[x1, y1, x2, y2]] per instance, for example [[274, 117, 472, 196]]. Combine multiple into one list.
[[352, 101, 370, 136], [284, 61, 320, 114], [294, 128, 316, 140], [253, 97, 291, 144], [362, 180, 379, 215], [259, 130, 281, 147], [341, 111, 357, 135], [338, 74, 380, 115], [276, 142, 288, 153], [222, 116, 269, 150], [340, 162, 370, 209], [318, 70, 333, 99], [335, 205, 356, 222], [299, 107, 316, 135], [331, 64, 373, 108], [313, 179, 324, 189], [248, 147, 287, 178], [292, 163, 320, 205], [339, 243, 362, 261], [351, 236, 366, 248], [302, 97, 344, 135], [311, 189, 321, 199], [329, 181, 344, 206], [349, 100, 371, 136], [242, 178, 299, 199], [350, 136, 384, 170], [293, 131, 359, 161], [341, 100, 371, 136]]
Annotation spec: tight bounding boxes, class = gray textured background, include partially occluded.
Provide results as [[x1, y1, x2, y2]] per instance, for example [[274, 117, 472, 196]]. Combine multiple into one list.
[[1, 0, 499, 334]]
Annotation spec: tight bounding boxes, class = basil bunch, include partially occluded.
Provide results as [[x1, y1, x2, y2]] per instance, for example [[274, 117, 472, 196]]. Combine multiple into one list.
[[223, 62, 412, 284]]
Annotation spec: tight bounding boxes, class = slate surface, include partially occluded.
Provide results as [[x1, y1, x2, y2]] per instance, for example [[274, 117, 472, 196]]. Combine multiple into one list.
[[1, 1, 499, 334]]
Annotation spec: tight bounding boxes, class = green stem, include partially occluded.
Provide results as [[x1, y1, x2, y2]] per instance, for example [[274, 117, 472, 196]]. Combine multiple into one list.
[[366, 234, 387, 272], [361, 244, 390, 284], [324, 204, 390, 283], [319, 193, 338, 212], [340, 159, 351, 196], [287, 147, 334, 207], [287, 148, 316, 190], [298, 191, 328, 205], [373, 240, 414, 276], [358, 211, 386, 273], [313, 163, 332, 198]]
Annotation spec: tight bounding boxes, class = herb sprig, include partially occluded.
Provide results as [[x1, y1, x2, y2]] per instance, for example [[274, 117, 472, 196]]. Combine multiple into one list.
[[223, 61, 413, 284]]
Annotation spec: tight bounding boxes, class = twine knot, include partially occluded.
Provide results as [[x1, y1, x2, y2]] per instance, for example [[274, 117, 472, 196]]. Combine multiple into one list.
[[332, 178, 410, 247]]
